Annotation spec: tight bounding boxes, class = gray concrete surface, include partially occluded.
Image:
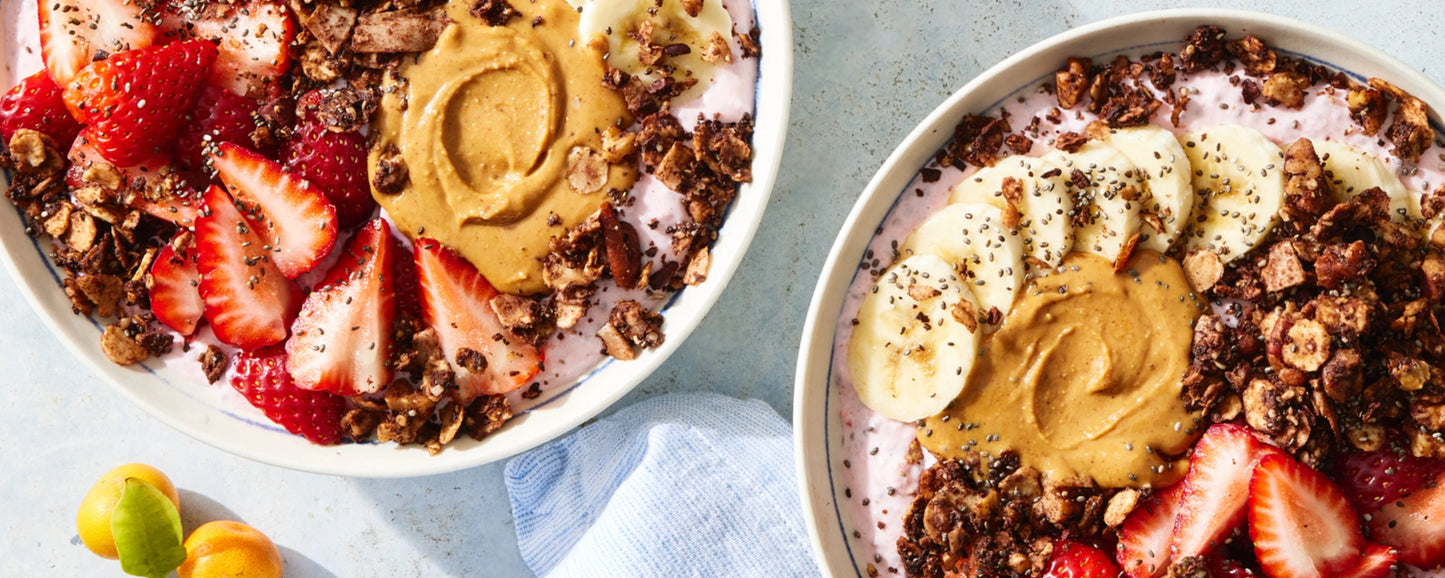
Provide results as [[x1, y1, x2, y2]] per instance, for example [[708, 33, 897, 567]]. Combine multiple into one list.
[[4, 1, 1444, 575]]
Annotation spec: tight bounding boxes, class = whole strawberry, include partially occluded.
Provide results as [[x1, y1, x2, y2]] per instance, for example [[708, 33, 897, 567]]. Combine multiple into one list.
[[63, 39, 218, 167], [231, 346, 348, 445], [285, 89, 376, 228], [1331, 447, 1445, 514], [0, 71, 83, 145], [1043, 540, 1121, 578], [174, 84, 266, 176]]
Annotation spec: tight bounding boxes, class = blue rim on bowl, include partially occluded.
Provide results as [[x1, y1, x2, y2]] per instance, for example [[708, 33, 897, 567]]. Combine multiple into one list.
[[0, 0, 793, 478], [793, 8, 1445, 576]]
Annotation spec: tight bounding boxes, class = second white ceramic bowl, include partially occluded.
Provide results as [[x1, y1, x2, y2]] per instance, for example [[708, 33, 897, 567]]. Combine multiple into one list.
[[793, 9, 1445, 576]]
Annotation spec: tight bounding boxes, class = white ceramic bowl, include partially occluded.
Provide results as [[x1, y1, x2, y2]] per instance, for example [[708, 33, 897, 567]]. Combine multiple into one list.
[[793, 9, 1445, 576], [0, 2, 792, 477]]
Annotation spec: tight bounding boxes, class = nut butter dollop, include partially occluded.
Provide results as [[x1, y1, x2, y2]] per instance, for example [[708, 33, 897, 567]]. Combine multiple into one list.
[[370, 0, 636, 295], [920, 251, 1205, 488]]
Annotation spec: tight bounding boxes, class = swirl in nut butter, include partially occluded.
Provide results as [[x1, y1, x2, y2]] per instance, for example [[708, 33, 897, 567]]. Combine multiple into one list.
[[370, 0, 635, 295]]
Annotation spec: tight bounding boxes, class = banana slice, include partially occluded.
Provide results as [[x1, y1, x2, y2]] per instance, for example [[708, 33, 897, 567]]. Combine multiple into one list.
[[948, 156, 1074, 268], [899, 203, 1026, 324], [1044, 142, 1143, 263], [1313, 140, 1417, 222], [1104, 125, 1194, 253], [848, 255, 983, 422], [1424, 214, 1445, 249], [1180, 125, 1286, 263], [574, 0, 734, 104]]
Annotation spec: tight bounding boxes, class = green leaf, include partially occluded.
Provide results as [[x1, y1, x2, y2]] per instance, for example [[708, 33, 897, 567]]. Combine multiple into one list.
[[111, 477, 187, 578]]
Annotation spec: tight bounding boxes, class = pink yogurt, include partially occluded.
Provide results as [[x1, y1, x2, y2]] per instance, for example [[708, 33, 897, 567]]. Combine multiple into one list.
[[830, 63, 1445, 575]]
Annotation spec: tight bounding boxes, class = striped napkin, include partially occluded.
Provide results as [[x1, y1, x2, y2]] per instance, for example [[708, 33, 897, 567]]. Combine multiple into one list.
[[505, 392, 819, 577]]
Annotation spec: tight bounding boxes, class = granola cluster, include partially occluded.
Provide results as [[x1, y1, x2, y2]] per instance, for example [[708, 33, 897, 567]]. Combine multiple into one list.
[[898, 451, 1140, 578], [3, 129, 179, 366], [896, 26, 1445, 576], [1181, 183, 1445, 464]]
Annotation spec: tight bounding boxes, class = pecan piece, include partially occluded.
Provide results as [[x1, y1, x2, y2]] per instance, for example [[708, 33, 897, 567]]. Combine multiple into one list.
[[597, 202, 642, 289]]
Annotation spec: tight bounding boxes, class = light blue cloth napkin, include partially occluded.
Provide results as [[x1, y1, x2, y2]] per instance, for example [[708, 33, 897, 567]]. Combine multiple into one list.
[[505, 392, 820, 578]]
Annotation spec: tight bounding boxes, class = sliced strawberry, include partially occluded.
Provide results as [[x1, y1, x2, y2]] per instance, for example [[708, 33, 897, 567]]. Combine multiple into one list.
[[285, 90, 375, 228], [1043, 540, 1121, 578], [208, 142, 339, 279], [1332, 448, 1445, 514], [1338, 543, 1399, 578], [1368, 469, 1445, 567], [174, 85, 267, 176], [66, 129, 202, 227], [286, 219, 398, 396], [0, 71, 83, 145], [392, 237, 422, 320], [231, 346, 347, 445], [38, 0, 158, 86], [1248, 452, 1366, 577], [195, 185, 301, 350], [413, 239, 543, 401], [1170, 423, 1281, 559], [159, 2, 295, 99], [148, 241, 204, 336], [1118, 483, 1184, 578], [62, 39, 217, 167]]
